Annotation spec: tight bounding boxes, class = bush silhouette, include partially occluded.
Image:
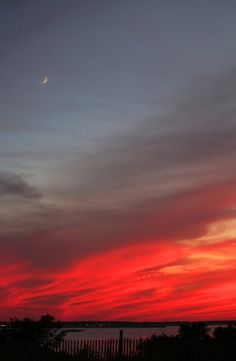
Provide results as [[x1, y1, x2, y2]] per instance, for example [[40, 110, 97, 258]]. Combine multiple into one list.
[[0, 313, 64, 346], [178, 322, 209, 340], [214, 325, 236, 339]]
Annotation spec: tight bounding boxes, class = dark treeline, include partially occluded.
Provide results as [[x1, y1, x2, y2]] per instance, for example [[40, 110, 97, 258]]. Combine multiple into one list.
[[1, 315, 236, 361]]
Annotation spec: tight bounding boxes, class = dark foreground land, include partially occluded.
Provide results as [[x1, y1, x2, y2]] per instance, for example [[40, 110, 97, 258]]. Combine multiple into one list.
[[1, 336, 236, 361], [1, 315, 236, 361]]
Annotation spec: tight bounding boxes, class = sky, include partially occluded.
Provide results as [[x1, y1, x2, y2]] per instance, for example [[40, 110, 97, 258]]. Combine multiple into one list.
[[1, 0, 236, 321]]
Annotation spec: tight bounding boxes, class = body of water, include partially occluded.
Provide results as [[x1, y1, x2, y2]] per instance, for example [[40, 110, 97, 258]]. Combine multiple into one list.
[[63, 325, 225, 340]]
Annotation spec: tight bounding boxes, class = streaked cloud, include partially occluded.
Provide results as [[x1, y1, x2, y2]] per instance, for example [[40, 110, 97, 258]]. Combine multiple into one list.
[[1, 0, 236, 320]]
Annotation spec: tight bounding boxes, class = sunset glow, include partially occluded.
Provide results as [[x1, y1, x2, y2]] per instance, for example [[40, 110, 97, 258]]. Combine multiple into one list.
[[2, 221, 236, 321]]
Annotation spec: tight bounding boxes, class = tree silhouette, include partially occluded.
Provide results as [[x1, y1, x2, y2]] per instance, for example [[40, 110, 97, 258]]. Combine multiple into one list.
[[178, 322, 209, 340], [214, 325, 236, 340], [0, 314, 64, 346]]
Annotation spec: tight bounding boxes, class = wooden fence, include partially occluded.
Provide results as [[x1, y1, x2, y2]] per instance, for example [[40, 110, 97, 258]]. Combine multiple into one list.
[[0, 331, 143, 361], [1, 333, 236, 361], [59, 338, 141, 358]]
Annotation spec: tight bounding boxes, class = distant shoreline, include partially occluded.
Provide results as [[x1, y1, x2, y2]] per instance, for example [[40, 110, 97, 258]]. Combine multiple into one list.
[[1, 320, 235, 328], [60, 320, 235, 329], [64, 329, 85, 333]]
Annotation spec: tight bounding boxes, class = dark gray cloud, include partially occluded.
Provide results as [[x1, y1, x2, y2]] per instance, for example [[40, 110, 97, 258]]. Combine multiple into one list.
[[0, 171, 41, 199]]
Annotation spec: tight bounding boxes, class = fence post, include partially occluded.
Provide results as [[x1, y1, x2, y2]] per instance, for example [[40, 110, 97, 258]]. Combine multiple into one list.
[[118, 330, 123, 359]]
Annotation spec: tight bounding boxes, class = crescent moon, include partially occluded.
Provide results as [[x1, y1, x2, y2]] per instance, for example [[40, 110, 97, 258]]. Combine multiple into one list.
[[41, 76, 48, 85]]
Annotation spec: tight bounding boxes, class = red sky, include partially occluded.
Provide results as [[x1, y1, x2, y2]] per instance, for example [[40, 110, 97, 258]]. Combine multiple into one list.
[[1, 179, 236, 321]]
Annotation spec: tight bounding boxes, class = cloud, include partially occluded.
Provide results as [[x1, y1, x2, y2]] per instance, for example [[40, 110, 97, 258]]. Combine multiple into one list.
[[1, 69, 236, 320], [1, 236, 236, 321], [1, 69, 236, 272], [0, 171, 41, 199], [64, 68, 236, 205]]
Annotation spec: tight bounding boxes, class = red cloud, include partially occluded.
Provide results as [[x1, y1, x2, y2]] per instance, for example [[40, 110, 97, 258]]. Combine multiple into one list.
[[1, 178, 236, 321], [1, 235, 236, 321]]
